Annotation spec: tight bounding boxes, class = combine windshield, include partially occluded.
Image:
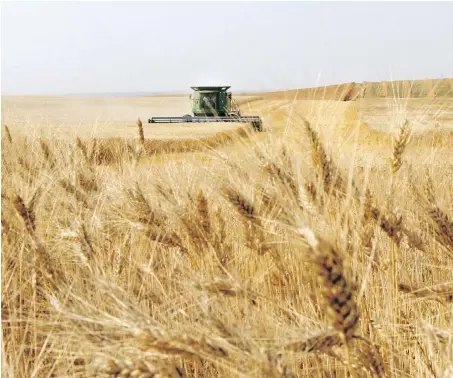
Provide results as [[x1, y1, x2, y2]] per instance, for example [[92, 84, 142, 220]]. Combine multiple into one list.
[[200, 93, 217, 111]]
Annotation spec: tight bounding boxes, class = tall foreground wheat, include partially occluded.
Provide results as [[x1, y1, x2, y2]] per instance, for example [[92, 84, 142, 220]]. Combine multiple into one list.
[[1, 117, 452, 378]]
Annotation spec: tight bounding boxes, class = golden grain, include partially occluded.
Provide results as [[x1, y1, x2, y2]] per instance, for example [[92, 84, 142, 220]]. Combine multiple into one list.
[[2, 90, 453, 378]]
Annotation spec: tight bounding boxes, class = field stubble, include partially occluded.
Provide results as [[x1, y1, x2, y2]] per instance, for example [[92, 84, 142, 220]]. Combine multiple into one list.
[[1, 93, 453, 378]]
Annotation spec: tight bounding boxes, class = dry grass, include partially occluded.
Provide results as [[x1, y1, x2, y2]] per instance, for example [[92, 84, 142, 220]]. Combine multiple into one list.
[[2, 87, 453, 378], [261, 78, 453, 101]]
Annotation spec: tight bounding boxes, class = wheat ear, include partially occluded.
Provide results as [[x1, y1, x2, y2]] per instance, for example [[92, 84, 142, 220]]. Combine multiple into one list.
[[391, 120, 411, 175], [12, 193, 65, 290], [4, 124, 12, 144], [298, 227, 359, 341], [137, 118, 145, 145], [196, 189, 211, 236], [399, 282, 453, 304]]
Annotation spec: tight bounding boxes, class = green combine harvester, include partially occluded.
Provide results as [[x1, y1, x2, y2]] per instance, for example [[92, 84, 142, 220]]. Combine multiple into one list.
[[148, 86, 263, 131]]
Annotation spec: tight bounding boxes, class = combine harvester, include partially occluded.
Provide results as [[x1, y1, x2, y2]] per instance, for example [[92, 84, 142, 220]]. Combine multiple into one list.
[[148, 86, 264, 131]]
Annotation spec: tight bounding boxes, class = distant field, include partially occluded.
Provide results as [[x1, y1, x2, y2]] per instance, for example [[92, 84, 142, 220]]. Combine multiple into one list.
[[3, 86, 452, 170], [260, 77, 453, 100], [3, 92, 452, 138]]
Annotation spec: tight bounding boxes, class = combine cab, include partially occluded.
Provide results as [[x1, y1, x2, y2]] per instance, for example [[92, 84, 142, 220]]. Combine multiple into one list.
[[148, 86, 263, 131]]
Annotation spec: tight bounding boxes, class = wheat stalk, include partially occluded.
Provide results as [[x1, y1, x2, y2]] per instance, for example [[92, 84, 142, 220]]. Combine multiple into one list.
[[261, 349, 297, 378], [222, 186, 257, 222], [76, 136, 90, 162], [12, 193, 65, 290], [194, 277, 258, 302], [134, 328, 229, 360], [410, 170, 453, 253], [303, 118, 343, 194], [39, 138, 57, 169], [284, 331, 344, 353], [398, 282, 453, 304], [137, 118, 145, 145], [89, 357, 186, 378], [196, 189, 211, 236], [59, 178, 89, 207], [4, 124, 12, 144], [391, 120, 411, 175]]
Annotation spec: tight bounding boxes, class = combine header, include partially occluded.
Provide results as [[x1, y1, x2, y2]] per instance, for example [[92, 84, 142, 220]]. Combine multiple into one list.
[[148, 86, 263, 131]]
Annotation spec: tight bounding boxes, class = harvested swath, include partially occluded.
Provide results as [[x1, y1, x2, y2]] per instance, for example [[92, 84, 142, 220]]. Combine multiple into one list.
[[298, 228, 359, 341]]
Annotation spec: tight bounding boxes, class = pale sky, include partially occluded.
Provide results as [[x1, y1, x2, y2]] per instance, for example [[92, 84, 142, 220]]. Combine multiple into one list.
[[2, 1, 453, 95]]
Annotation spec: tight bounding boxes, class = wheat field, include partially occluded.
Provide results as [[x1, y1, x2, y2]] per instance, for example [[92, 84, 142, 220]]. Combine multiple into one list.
[[2, 81, 453, 378]]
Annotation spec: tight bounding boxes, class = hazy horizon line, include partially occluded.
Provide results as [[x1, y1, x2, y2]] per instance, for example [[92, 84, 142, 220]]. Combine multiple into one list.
[[2, 76, 451, 97]]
